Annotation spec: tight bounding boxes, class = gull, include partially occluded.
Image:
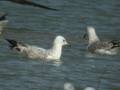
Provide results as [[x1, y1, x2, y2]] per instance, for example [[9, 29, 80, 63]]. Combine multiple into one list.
[[64, 83, 75, 90], [64, 82, 95, 90], [83, 26, 120, 55], [84, 87, 95, 90], [1, 0, 58, 11], [6, 35, 70, 60], [0, 12, 8, 34]]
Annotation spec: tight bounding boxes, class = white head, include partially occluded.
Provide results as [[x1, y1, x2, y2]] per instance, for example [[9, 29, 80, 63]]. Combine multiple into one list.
[[84, 87, 95, 90], [53, 35, 68, 46], [48, 35, 69, 60], [86, 26, 99, 44], [64, 83, 75, 90]]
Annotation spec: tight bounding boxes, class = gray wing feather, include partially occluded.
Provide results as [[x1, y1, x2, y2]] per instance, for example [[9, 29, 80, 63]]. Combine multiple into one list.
[[24, 46, 49, 59], [88, 41, 113, 53]]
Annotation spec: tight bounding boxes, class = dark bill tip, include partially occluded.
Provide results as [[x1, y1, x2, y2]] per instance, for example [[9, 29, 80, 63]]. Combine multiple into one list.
[[67, 44, 71, 47], [83, 33, 88, 41]]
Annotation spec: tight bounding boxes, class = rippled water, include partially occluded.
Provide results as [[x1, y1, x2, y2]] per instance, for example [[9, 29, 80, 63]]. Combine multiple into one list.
[[0, 0, 120, 90]]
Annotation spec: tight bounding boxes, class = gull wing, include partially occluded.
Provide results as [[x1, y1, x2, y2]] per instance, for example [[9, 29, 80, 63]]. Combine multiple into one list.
[[6, 0, 58, 11]]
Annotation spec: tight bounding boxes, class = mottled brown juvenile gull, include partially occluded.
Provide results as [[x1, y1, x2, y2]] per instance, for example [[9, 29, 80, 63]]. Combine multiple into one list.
[[84, 26, 120, 55], [6, 35, 70, 60]]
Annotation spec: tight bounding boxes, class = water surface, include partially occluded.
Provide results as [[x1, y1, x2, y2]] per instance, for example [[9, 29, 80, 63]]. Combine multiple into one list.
[[0, 0, 120, 90]]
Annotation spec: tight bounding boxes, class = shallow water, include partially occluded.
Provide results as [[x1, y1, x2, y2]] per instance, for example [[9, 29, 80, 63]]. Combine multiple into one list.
[[0, 0, 120, 90]]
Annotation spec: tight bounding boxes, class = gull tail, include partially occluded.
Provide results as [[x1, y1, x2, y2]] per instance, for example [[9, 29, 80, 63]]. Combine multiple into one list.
[[6, 39, 27, 52], [110, 40, 120, 48], [0, 13, 7, 21], [6, 39, 18, 49]]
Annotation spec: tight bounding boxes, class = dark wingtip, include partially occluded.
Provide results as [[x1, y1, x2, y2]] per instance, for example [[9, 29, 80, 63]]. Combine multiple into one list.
[[0, 12, 8, 21], [110, 40, 120, 49], [24, 1, 60, 11], [5, 39, 18, 49], [46, 8, 60, 11], [5, 38, 16, 43]]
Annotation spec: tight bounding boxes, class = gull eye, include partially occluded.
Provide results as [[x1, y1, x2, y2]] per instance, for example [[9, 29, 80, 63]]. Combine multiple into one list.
[[63, 39, 66, 42]]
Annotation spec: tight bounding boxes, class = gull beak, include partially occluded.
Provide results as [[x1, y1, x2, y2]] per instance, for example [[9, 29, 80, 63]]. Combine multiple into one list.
[[83, 33, 88, 40], [65, 41, 71, 47], [68, 44, 71, 47]]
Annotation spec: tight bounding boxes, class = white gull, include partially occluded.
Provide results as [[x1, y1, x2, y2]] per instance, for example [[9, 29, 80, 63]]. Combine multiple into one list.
[[6, 35, 70, 60], [64, 82, 95, 90]]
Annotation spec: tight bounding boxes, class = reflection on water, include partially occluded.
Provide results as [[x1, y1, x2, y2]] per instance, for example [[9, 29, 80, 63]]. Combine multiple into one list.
[[52, 59, 63, 67]]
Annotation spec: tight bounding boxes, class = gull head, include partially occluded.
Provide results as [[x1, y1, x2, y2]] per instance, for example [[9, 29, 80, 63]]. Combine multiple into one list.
[[54, 35, 69, 46], [83, 26, 96, 41], [84, 87, 95, 90], [48, 35, 69, 60], [87, 26, 96, 35], [64, 83, 75, 90], [85, 26, 99, 44]]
